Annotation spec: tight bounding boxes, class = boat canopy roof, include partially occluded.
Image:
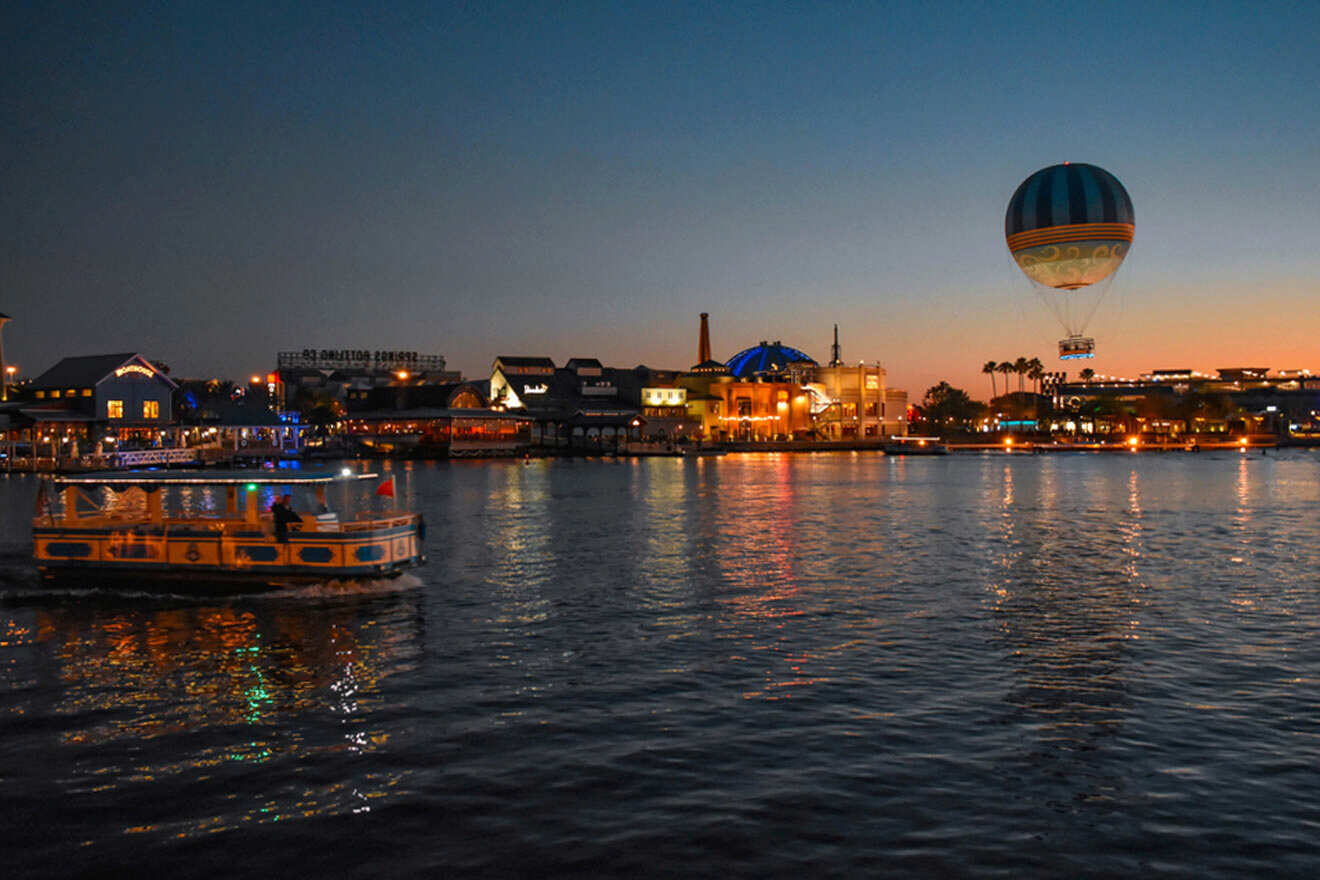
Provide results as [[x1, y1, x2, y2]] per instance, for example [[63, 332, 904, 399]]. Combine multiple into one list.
[[51, 469, 379, 487]]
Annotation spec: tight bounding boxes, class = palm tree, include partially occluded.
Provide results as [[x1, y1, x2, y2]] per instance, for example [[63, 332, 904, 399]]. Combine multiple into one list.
[[1026, 359, 1046, 424], [1014, 357, 1030, 393], [997, 361, 1013, 398], [1027, 358, 1044, 395], [1079, 367, 1095, 382], [983, 361, 998, 400]]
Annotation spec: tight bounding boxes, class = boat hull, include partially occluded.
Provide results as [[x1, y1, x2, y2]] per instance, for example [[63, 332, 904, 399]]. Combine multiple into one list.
[[33, 521, 425, 591]]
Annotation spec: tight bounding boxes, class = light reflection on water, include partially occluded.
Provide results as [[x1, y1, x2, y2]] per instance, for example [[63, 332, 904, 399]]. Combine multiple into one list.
[[3, 453, 1320, 877], [1, 584, 421, 850]]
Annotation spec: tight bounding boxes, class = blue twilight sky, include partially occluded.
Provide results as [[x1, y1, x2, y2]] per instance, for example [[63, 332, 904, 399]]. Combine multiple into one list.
[[2, 0, 1317, 397]]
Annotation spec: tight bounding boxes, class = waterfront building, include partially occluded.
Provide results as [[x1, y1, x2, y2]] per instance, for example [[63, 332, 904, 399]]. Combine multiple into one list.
[[490, 356, 644, 449], [637, 369, 695, 440], [708, 377, 815, 441], [186, 403, 302, 460], [1053, 367, 1320, 437], [273, 349, 461, 409], [340, 377, 529, 456], [683, 324, 908, 441], [344, 408, 533, 457], [20, 353, 177, 460], [808, 363, 907, 439], [683, 338, 815, 442]]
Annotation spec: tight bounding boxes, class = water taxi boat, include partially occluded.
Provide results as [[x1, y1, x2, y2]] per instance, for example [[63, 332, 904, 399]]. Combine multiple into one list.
[[883, 436, 948, 455], [32, 469, 425, 590]]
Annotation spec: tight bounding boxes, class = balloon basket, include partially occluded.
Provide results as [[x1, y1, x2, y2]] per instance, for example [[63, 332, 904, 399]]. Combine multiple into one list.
[[1058, 336, 1096, 360]]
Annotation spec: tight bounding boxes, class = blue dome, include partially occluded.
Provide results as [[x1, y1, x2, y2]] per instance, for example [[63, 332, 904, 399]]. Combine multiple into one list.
[[726, 341, 817, 379]]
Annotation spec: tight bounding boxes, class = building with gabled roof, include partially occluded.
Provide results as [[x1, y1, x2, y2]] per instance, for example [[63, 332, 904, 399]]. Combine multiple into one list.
[[28, 353, 176, 425]]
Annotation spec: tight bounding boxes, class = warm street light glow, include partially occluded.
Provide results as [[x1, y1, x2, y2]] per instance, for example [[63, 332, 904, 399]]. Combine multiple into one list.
[[396, 370, 410, 381], [250, 375, 261, 384]]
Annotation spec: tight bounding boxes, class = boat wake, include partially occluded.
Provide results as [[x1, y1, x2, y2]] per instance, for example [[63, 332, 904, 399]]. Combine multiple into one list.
[[261, 571, 425, 600]]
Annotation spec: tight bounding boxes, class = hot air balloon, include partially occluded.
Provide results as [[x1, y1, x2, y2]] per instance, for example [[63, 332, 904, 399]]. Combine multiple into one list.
[[1005, 163, 1134, 359]]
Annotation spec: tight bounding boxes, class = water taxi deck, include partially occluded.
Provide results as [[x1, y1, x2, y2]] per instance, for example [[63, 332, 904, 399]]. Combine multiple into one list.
[[33, 469, 426, 590]]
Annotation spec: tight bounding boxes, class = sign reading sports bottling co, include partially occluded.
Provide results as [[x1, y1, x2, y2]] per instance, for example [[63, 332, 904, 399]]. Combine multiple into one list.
[[277, 350, 448, 371]]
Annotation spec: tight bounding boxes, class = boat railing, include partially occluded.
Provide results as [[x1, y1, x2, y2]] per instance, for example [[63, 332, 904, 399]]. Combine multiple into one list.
[[35, 510, 420, 537]]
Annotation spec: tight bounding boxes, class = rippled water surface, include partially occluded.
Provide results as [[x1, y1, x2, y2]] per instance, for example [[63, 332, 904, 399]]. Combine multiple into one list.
[[3, 453, 1320, 877]]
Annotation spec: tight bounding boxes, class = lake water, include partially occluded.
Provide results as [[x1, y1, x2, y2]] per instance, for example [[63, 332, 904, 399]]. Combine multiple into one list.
[[2, 452, 1319, 877]]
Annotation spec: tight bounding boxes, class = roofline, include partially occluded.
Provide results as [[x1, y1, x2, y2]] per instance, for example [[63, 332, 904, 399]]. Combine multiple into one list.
[[93, 354, 179, 389]]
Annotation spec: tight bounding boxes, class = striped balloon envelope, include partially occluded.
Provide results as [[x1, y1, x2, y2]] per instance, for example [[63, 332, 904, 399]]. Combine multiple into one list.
[[1005, 163, 1134, 291]]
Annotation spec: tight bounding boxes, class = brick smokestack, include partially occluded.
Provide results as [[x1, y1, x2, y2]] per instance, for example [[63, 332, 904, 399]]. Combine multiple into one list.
[[698, 312, 712, 364]]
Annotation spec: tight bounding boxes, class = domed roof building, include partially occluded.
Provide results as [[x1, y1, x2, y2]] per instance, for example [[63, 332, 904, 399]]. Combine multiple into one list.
[[725, 340, 818, 380]]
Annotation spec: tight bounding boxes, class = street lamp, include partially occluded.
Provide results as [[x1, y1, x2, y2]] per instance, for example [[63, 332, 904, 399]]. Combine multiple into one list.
[[0, 312, 11, 403]]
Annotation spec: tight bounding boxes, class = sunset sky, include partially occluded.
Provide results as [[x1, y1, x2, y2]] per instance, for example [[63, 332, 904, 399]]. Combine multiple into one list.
[[3, 1, 1317, 398]]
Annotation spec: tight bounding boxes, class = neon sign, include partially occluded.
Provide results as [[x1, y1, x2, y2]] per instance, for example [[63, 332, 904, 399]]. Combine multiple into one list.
[[114, 364, 155, 378]]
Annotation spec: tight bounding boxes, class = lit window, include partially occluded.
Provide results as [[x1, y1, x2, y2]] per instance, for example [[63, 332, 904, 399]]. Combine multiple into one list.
[[143, 400, 159, 419], [35, 390, 45, 399], [108, 400, 124, 419], [82, 388, 92, 397], [51, 390, 61, 399]]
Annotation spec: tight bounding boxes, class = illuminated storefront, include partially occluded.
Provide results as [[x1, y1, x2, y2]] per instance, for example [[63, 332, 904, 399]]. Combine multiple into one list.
[[19, 353, 178, 465], [346, 408, 532, 457]]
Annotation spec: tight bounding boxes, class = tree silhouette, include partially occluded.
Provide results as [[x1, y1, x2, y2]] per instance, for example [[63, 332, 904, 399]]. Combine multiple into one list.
[[921, 382, 984, 429], [1013, 357, 1030, 393], [983, 361, 998, 400], [1027, 357, 1044, 394]]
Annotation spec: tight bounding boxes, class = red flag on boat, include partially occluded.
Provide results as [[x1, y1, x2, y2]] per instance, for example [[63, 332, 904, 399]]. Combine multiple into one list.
[[375, 477, 395, 498]]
